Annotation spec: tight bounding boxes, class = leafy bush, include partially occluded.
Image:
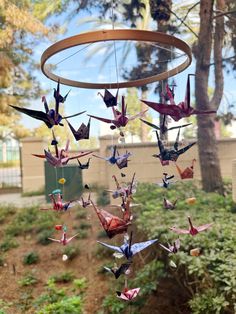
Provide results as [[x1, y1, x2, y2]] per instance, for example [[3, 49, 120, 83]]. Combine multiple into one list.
[[132, 181, 236, 314], [0, 236, 19, 252], [23, 251, 39, 265], [63, 245, 80, 260], [73, 278, 87, 292], [50, 272, 75, 283], [78, 222, 92, 230], [18, 273, 38, 287], [75, 209, 87, 220], [37, 229, 54, 245], [36, 296, 83, 314], [0, 206, 16, 224]]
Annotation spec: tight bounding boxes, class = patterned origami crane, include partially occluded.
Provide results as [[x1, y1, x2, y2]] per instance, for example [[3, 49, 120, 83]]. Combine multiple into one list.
[[91, 201, 131, 238], [67, 117, 91, 141], [97, 232, 158, 260], [159, 238, 180, 254], [10, 81, 85, 128], [88, 96, 147, 130], [175, 159, 196, 179], [141, 74, 216, 121], [33, 131, 92, 167], [153, 130, 196, 166], [40, 189, 79, 212], [104, 261, 132, 279], [116, 287, 140, 301]]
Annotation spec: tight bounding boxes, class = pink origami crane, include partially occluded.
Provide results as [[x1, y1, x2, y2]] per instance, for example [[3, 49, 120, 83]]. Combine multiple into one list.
[[88, 96, 147, 130], [159, 238, 180, 254], [116, 287, 140, 301], [48, 225, 79, 245], [33, 131, 92, 167], [141, 74, 216, 121], [170, 216, 213, 236]]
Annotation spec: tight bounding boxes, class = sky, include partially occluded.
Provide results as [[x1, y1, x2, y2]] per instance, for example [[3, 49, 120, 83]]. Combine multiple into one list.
[[21, 2, 236, 140]]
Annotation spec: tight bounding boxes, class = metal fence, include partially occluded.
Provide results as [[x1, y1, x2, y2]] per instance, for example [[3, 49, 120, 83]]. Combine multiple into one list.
[[0, 143, 22, 190]]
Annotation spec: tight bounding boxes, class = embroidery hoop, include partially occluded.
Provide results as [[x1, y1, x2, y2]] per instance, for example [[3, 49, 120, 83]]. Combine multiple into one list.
[[41, 29, 192, 89]]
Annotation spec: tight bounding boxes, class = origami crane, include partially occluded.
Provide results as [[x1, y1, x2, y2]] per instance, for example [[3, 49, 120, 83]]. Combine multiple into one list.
[[48, 225, 79, 245], [77, 158, 91, 170], [40, 189, 79, 211], [33, 131, 92, 167], [111, 198, 135, 223], [104, 261, 132, 279], [88, 96, 147, 130], [159, 238, 180, 254], [153, 130, 196, 166], [108, 173, 136, 201], [91, 201, 131, 238], [10, 81, 86, 128], [157, 173, 175, 188], [66, 117, 91, 141], [175, 159, 196, 179], [98, 89, 119, 107], [93, 146, 132, 166], [141, 74, 216, 121], [116, 149, 131, 169], [140, 116, 191, 135], [116, 287, 140, 301], [79, 194, 91, 208], [163, 198, 177, 210], [97, 232, 158, 260], [170, 216, 213, 236]]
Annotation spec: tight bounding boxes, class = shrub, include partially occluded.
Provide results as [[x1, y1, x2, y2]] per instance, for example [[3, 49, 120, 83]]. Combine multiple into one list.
[[75, 210, 87, 220], [132, 181, 236, 314], [23, 251, 39, 265], [73, 278, 87, 292], [18, 273, 38, 287], [50, 272, 75, 283], [36, 296, 83, 314], [37, 229, 54, 245], [78, 222, 92, 230], [63, 245, 80, 260], [0, 237, 19, 252]]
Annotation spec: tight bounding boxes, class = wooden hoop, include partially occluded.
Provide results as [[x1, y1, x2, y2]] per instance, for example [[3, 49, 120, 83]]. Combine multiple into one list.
[[41, 29, 192, 89]]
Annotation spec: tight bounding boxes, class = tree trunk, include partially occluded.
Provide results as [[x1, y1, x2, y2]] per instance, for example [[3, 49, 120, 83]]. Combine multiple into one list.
[[195, 0, 224, 194]]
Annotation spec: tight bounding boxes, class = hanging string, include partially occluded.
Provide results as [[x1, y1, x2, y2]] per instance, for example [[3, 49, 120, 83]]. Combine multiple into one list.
[[111, 0, 119, 88], [54, 43, 93, 66]]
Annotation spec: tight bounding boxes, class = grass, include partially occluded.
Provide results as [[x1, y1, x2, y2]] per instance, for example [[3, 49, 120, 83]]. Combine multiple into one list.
[[62, 245, 80, 260], [50, 272, 75, 284], [18, 273, 38, 287], [23, 251, 39, 265]]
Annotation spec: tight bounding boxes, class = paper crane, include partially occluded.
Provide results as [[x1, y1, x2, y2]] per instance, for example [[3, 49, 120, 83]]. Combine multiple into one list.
[[141, 74, 216, 121], [91, 201, 131, 238], [163, 198, 177, 210], [48, 225, 79, 245], [159, 238, 180, 254], [40, 189, 79, 211], [97, 232, 158, 260], [33, 131, 92, 167], [77, 158, 91, 170], [116, 287, 140, 301], [175, 159, 196, 179], [98, 89, 119, 107], [10, 81, 85, 128], [153, 130, 196, 166], [88, 96, 147, 130], [140, 116, 191, 135], [104, 261, 132, 279], [170, 216, 213, 236], [93, 146, 132, 167], [66, 117, 91, 141]]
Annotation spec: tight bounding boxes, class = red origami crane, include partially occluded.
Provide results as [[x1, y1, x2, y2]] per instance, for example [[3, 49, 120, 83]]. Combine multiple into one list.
[[33, 131, 92, 167], [116, 287, 140, 301], [170, 216, 213, 236], [141, 74, 216, 121], [40, 189, 79, 211], [88, 96, 147, 130], [175, 159, 196, 179], [48, 225, 79, 245], [91, 201, 131, 238]]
